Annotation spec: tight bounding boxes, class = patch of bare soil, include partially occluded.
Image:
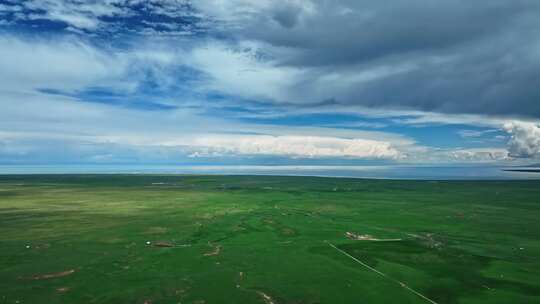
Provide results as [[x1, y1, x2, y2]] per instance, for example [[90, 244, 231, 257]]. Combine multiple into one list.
[[345, 232, 402, 241], [345, 232, 376, 240], [203, 244, 221, 256], [233, 222, 247, 231], [236, 272, 245, 288], [257, 291, 276, 304], [280, 228, 296, 236], [35, 243, 51, 250], [32, 269, 76, 280], [407, 233, 444, 249], [153, 241, 174, 248]]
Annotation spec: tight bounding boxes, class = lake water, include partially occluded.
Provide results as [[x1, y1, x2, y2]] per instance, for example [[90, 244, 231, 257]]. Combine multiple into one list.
[[0, 165, 539, 180]]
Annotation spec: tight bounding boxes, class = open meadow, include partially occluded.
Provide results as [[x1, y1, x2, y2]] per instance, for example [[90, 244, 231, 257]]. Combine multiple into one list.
[[1, 175, 539, 304]]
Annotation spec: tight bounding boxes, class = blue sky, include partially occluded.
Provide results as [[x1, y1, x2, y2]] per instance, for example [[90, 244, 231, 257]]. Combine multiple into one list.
[[1, 0, 539, 166]]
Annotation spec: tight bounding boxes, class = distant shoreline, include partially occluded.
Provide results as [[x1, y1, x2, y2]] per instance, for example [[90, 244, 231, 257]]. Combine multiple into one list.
[[503, 168, 540, 173], [1, 165, 540, 180]]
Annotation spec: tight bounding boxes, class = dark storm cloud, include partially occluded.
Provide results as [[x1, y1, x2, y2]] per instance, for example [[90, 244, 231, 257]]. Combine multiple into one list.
[[271, 2, 303, 29], [235, 1, 537, 66], [333, 34, 540, 117], [204, 0, 540, 118]]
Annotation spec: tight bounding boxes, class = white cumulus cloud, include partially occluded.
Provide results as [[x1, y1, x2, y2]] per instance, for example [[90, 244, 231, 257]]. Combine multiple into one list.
[[503, 121, 540, 158]]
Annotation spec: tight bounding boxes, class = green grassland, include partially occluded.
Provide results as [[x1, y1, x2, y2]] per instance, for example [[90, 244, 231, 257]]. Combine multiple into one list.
[[1, 175, 539, 304]]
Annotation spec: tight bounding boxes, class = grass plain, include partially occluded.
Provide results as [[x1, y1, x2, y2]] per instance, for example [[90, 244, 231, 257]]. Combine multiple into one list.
[[0, 174, 539, 304]]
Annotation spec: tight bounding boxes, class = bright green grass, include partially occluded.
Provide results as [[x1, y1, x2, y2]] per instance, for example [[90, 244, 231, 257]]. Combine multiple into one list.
[[0, 175, 539, 304]]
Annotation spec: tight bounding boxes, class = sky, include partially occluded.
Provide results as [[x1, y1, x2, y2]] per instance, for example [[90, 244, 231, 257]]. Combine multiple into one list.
[[1, 0, 540, 166]]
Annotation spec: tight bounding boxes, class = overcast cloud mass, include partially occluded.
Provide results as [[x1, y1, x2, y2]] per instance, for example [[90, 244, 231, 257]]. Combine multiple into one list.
[[1, 0, 540, 165]]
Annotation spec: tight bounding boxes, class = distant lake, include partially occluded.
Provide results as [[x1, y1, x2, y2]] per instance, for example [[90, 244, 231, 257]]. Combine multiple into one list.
[[1, 165, 539, 180]]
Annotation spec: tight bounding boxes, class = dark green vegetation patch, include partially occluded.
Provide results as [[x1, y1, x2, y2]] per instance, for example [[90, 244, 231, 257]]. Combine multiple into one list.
[[1, 175, 539, 303]]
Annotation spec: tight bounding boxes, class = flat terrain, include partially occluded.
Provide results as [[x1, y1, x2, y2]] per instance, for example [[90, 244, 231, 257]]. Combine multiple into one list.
[[0, 175, 539, 304]]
